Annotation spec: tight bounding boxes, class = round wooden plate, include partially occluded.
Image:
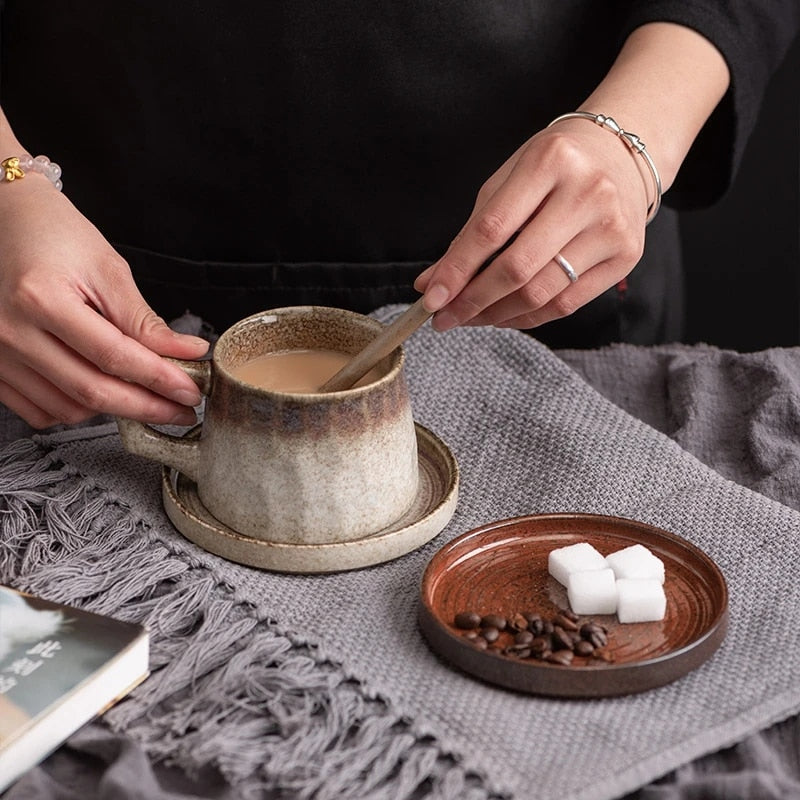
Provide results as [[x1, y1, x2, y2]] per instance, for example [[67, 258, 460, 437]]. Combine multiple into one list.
[[418, 513, 728, 697]]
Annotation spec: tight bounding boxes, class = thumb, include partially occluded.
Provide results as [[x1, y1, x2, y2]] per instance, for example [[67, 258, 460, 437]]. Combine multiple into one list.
[[99, 276, 210, 359], [137, 308, 211, 359]]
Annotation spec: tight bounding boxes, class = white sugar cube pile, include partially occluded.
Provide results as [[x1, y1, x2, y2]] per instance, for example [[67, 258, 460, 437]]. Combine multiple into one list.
[[548, 540, 667, 623]]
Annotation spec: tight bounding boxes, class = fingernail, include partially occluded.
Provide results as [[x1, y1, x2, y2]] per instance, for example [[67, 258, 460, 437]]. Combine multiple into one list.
[[433, 310, 458, 332], [172, 331, 209, 349], [423, 284, 449, 312], [170, 408, 197, 426], [173, 388, 202, 407]]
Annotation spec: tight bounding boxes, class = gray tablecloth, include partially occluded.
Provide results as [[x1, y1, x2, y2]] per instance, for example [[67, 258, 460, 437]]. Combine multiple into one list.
[[3, 309, 800, 800]]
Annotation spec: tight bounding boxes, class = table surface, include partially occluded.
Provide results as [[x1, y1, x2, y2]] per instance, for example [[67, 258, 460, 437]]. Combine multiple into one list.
[[3, 330, 800, 800]]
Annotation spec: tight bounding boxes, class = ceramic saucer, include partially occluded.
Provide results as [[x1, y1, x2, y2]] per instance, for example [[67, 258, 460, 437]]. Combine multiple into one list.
[[161, 422, 458, 573]]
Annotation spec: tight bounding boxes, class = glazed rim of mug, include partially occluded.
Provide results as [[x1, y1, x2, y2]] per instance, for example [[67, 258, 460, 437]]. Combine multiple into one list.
[[211, 306, 405, 395]]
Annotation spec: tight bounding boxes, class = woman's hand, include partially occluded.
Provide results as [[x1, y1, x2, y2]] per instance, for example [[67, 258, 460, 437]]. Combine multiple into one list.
[[414, 118, 650, 331], [415, 22, 730, 333], [0, 176, 208, 428]]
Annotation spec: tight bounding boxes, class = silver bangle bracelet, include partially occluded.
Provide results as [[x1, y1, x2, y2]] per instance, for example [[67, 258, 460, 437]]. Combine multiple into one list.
[[547, 111, 662, 225]]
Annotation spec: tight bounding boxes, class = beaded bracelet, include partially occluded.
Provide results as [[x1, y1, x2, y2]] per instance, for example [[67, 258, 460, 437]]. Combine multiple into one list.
[[1, 154, 63, 191], [547, 111, 661, 224]]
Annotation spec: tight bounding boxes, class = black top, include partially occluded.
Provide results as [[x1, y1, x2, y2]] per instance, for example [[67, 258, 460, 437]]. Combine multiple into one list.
[[1, 1, 798, 345]]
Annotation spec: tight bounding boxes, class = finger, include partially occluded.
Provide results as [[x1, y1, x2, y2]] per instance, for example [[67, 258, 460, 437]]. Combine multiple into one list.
[[98, 281, 210, 359], [0, 355, 98, 427], [415, 225, 477, 295], [413, 263, 436, 293], [416, 202, 492, 296], [419, 159, 554, 312], [495, 258, 622, 330], [465, 234, 614, 326], [0, 380, 64, 430], [415, 143, 536, 301], [71, 262, 209, 393], [7, 322, 200, 424], [415, 150, 527, 297], [429, 185, 593, 331], [41, 300, 204, 409]]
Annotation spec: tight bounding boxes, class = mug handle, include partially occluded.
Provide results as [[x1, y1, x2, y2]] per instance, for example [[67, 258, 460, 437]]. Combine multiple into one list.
[[116, 358, 212, 483]]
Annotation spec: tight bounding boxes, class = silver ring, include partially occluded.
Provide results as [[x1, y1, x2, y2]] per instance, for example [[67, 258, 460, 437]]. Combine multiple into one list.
[[554, 253, 578, 283]]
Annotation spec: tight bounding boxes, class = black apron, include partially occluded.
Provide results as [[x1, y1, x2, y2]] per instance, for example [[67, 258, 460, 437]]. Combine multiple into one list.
[[2, 1, 688, 346]]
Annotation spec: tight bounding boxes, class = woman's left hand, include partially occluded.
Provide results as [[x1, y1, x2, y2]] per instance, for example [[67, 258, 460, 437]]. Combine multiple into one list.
[[415, 21, 732, 333], [414, 116, 650, 332]]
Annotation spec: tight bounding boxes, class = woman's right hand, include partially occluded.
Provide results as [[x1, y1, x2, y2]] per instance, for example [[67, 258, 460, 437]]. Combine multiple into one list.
[[0, 174, 209, 428]]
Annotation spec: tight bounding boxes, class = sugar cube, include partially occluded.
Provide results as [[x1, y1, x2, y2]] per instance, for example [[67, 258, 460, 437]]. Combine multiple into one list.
[[566, 568, 618, 615], [605, 544, 665, 584], [548, 541, 607, 587], [616, 578, 667, 623]]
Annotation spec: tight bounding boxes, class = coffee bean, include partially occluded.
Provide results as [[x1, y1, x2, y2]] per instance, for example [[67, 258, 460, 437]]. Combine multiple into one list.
[[481, 626, 501, 643], [454, 611, 482, 630], [580, 622, 608, 648], [553, 613, 578, 631], [453, 607, 618, 667], [529, 617, 545, 636], [545, 650, 574, 666], [480, 613, 507, 630], [508, 612, 529, 632], [560, 607, 580, 623], [529, 636, 550, 655], [551, 625, 574, 651], [574, 640, 594, 657]]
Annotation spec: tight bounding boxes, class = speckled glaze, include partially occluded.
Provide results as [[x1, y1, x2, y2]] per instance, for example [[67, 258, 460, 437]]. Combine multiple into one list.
[[161, 422, 459, 573], [119, 307, 419, 544]]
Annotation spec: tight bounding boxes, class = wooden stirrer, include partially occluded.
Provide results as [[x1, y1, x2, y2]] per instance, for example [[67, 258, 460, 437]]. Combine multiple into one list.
[[319, 297, 431, 392]]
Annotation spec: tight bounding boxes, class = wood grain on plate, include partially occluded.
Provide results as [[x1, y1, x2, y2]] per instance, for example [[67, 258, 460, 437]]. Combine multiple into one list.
[[418, 513, 728, 697]]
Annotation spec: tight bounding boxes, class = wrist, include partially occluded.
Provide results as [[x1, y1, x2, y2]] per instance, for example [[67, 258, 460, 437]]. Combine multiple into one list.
[[548, 111, 662, 224], [0, 165, 68, 230], [2, 153, 63, 191], [580, 22, 729, 195]]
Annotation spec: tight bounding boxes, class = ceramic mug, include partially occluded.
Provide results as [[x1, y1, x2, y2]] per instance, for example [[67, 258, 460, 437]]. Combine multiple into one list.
[[117, 306, 419, 544]]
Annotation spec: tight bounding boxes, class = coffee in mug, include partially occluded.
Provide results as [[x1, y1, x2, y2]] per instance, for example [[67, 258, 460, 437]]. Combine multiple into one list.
[[117, 306, 419, 545], [230, 348, 384, 393]]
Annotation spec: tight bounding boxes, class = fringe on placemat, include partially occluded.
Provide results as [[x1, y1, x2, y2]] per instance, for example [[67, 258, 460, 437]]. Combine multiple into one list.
[[0, 438, 502, 800]]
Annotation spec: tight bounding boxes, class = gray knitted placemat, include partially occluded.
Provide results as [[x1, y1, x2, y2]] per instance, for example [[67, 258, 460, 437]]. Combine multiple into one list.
[[3, 306, 800, 800]]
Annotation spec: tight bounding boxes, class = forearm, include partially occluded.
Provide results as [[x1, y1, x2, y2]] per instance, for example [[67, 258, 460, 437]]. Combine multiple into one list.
[[578, 21, 730, 196]]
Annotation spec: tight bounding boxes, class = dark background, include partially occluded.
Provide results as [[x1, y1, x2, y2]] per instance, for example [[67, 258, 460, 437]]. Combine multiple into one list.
[[682, 35, 800, 352]]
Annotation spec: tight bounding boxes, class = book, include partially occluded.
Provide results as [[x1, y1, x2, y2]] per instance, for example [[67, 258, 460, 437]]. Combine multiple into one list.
[[0, 584, 149, 792]]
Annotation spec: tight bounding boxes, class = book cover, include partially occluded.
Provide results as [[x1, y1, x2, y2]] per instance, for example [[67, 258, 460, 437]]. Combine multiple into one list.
[[0, 584, 149, 792]]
